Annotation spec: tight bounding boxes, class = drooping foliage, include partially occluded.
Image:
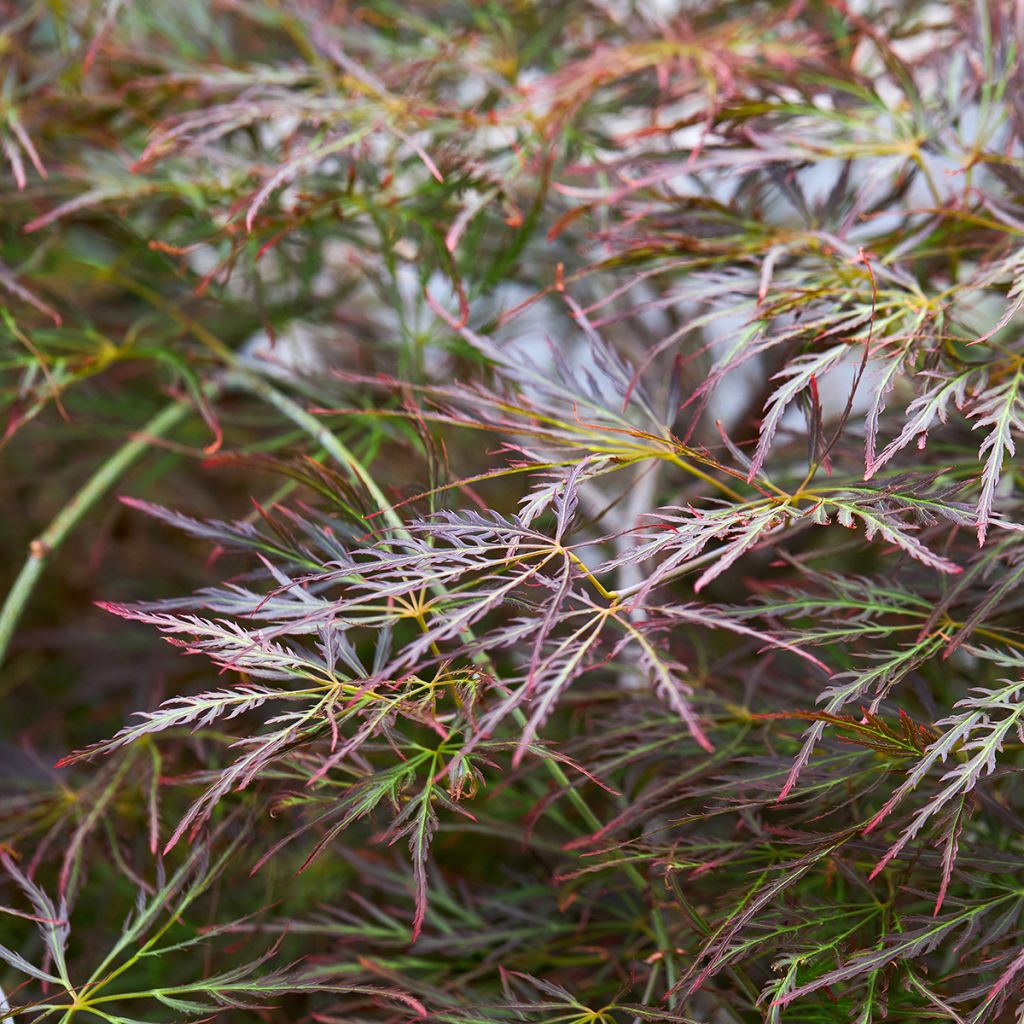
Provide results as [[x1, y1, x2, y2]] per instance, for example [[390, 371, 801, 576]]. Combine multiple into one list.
[[4, 1, 1024, 1021]]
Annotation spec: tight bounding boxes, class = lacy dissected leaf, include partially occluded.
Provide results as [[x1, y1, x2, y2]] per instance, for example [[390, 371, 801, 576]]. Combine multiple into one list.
[[864, 651, 1024, 901]]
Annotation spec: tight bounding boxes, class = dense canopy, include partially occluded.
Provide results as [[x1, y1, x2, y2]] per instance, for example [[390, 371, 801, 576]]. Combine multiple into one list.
[[3, 2, 1024, 1022]]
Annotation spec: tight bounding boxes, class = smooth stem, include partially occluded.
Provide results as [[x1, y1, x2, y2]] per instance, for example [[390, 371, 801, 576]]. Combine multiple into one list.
[[224, 370, 405, 534], [567, 550, 620, 601], [0, 399, 192, 670], [664, 452, 745, 502]]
